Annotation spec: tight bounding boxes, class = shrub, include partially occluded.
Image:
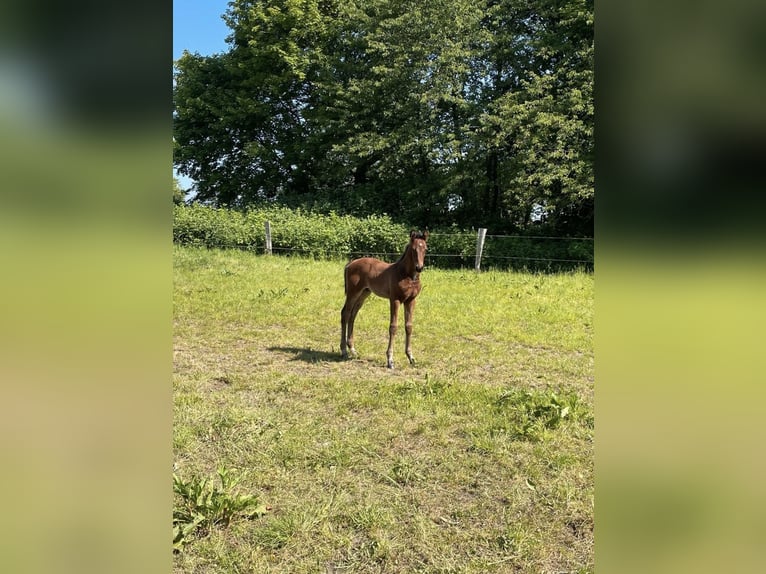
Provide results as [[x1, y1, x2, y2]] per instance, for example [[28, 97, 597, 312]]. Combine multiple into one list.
[[173, 204, 251, 250], [172, 204, 593, 270]]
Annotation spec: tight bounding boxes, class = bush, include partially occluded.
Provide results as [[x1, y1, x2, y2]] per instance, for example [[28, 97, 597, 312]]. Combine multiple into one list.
[[426, 227, 477, 268], [172, 204, 593, 271], [173, 204, 409, 258], [173, 204, 252, 250]]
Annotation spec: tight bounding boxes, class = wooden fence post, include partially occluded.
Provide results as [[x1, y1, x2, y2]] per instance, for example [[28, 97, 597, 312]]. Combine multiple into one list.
[[264, 220, 272, 255], [475, 228, 487, 272]]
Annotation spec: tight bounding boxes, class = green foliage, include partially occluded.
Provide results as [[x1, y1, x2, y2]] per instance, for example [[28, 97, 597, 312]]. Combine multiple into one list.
[[173, 0, 594, 235], [173, 204, 593, 270], [425, 230, 476, 265], [172, 204, 410, 256], [173, 177, 186, 205], [173, 465, 268, 551], [172, 204, 251, 249], [474, 0, 594, 235], [495, 389, 590, 440], [481, 234, 594, 271]]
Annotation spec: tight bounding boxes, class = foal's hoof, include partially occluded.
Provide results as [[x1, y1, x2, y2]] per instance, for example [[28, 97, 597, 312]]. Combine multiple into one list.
[[342, 348, 358, 360], [386, 360, 394, 369]]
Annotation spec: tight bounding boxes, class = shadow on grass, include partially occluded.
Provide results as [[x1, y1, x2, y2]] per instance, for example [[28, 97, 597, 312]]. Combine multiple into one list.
[[268, 346, 344, 363]]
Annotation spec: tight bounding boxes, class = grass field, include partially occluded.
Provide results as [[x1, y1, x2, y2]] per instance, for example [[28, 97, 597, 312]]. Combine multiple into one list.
[[173, 245, 593, 573]]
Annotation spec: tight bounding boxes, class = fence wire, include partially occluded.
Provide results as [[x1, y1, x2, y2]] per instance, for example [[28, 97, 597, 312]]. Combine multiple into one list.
[[268, 234, 593, 270]]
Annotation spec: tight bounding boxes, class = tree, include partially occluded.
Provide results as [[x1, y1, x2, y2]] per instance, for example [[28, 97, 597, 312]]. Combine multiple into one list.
[[173, 51, 251, 205], [173, 177, 186, 205], [309, 0, 486, 225], [466, 0, 593, 234], [173, 0, 332, 206], [173, 0, 594, 235]]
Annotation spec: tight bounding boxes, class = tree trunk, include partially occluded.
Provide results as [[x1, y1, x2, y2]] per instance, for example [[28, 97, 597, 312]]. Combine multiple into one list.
[[486, 150, 500, 217]]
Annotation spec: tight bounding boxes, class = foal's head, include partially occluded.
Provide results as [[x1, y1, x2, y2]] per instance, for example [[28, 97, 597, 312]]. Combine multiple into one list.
[[409, 230, 429, 273]]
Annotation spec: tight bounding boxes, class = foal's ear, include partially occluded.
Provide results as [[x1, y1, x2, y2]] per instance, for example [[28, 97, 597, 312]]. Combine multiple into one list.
[[423, 230, 429, 241], [410, 230, 418, 240]]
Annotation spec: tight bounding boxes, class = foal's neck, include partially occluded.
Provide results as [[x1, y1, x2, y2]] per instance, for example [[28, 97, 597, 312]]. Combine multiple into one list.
[[396, 245, 419, 280]]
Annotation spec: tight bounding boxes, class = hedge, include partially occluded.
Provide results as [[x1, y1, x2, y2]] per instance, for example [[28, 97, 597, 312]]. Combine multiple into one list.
[[173, 204, 593, 271]]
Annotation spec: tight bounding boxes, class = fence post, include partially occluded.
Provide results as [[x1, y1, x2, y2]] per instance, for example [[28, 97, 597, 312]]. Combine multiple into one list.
[[475, 228, 487, 272], [264, 220, 272, 255]]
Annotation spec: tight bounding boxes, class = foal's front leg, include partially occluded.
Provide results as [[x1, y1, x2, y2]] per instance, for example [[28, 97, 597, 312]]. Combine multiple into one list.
[[404, 299, 416, 364], [386, 299, 400, 369]]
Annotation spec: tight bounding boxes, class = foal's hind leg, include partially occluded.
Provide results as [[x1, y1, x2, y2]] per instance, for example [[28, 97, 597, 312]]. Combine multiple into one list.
[[340, 299, 352, 358], [347, 290, 370, 357]]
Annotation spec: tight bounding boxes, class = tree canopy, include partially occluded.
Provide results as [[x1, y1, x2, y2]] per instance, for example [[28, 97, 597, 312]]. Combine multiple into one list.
[[173, 0, 593, 236]]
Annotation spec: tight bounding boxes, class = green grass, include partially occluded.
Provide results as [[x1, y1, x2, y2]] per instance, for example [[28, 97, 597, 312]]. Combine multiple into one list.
[[173, 245, 593, 573]]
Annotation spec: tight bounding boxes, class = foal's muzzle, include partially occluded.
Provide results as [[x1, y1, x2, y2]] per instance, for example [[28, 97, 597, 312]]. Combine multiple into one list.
[[415, 264, 424, 272]]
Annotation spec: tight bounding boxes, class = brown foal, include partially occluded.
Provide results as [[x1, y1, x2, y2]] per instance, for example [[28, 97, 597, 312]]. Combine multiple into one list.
[[341, 230, 429, 369]]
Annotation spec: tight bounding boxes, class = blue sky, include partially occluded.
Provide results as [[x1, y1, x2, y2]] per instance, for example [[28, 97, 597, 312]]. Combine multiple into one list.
[[173, 0, 232, 60]]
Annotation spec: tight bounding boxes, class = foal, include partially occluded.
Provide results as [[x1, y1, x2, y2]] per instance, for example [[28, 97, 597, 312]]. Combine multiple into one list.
[[341, 230, 429, 369]]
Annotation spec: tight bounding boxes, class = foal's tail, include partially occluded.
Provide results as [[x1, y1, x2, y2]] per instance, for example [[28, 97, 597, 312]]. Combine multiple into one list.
[[343, 262, 350, 296]]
